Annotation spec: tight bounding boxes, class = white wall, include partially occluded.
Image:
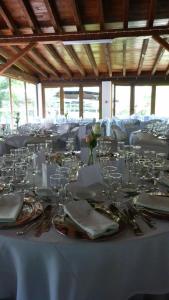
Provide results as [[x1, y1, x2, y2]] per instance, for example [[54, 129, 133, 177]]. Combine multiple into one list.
[[102, 81, 112, 119]]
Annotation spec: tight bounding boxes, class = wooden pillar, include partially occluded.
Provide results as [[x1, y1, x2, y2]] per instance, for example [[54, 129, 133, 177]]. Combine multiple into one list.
[[9, 78, 13, 128], [36, 84, 39, 117], [79, 85, 83, 118], [60, 86, 64, 115], [130, 85, 135, 115], [151, 85, 156, 114], [24, 81, 28, 123], [113, 84, 116, 116], [99, 84, 102, 119], [41, 85, 45, 118]]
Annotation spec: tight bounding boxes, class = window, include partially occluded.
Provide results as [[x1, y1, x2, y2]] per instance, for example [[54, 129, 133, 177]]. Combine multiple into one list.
[[45, 88, 60, 119], [0, 77, 11, 126], [26, 83, 37, 123], [64, 87, 79, 119], [11, 79, 26, 126], [134, 86, 152, 115], [155, 86, 169, 116], [83, 86, 99, 119], [115, 86, 130, 117]]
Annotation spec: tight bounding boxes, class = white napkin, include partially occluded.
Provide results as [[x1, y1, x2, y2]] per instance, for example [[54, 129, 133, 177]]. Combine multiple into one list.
[[135, 192, 169, 212], [77, 164, 103, 187], [0, 193, 24, 222], [64, 200, 119, 239]]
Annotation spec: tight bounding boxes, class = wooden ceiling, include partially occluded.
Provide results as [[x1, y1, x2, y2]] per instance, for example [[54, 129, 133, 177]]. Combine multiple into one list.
[[0, 0, 169, 83]]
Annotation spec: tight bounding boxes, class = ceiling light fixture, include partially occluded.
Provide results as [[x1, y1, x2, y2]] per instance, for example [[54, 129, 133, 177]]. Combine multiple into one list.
[[63, 39, 113, 45]]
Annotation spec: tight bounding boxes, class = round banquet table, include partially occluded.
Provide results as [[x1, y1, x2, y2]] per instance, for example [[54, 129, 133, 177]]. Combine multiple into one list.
[[1, 215, 169, 300]]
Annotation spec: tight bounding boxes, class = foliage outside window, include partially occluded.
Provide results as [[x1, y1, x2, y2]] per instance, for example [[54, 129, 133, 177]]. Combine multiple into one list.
[[83, 87, 99, 119], [11, 79, 26, 126], [64, 87, 79, 119], [0, 77, 11, 127], [115, 86, 130, 117], [134, 86, 152, 115], [45, 88, 60, 119], [26, 83, 37, 123]]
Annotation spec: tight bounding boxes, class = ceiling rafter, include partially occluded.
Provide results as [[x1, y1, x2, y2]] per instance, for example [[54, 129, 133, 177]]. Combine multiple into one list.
[[43, 0, 62, 32], [123, 0, 129, 30], [45, 45, 72, 77], [166, 63, 169, 76], [137, 38, 149, 76], [71, 0, 99, 77], [153, 35, 169, 52], [0, 1, 18, 32], [29, 48, 59, 77], [18, 0, 71, 77], [0, 0, 49, 78], [44, 0, 85, 77], [104, 44, 112, 77], [12, 46, 49, 78], [151, 45, 165, 75], [18, 0, 40, 32], [98, 0, 112, 77], [1, 27, 169, 45], [0, 48, 30, 73], [123, 40, 127, 76], [147, 0, 156, 28], [0, 43, 36, 75]]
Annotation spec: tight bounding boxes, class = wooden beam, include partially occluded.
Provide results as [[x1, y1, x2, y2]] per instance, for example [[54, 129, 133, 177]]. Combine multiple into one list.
[[153, 35, 169, 52], [64, 45, 85, 76], [0, 2, 17, 32], [45, 44, 72, 77], [0, 47, 30, 73], [98, 0, 111, 77], [43, 0, 62, 32], [83, 44, 98, 77], [0, 28, 169, 45], [98, 0, 104, 30], [18, 0, 40, 32], [0, 43, 36, 75], [137, 39, 149, 76], [147, 0, 156, 28], [123, 0, 129, 29], [30, 48, 59, 77], [5, 67, 38, 83], [11, 45, 48, 78], [151, 85, 156, 114], [166, 63, 169, 76], [71, 0, 99, 77], [123, 40, 127, 76], [71, 0, 82, 32], [151, 46, 165, 75], [103, 44, 112, 77]]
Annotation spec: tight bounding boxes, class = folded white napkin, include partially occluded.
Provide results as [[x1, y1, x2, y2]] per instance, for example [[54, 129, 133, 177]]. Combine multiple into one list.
[[64, 200, 119, 239], [135, 192, 169, 212], [0, 193, 24, 222]]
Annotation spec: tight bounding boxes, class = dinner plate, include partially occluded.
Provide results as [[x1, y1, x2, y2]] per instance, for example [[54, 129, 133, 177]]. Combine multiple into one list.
[[0, 199, 43, 229], [133, 192, 169, 219]]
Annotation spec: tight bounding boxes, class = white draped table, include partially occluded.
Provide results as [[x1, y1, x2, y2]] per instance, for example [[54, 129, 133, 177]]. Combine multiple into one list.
[[1, 215, 169, 300]]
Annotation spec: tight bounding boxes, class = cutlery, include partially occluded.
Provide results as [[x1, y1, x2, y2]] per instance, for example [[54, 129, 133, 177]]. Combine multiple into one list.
[[123, 208, 144, 236], [34, 205, 53, 237], [128, 204, 156, 229]]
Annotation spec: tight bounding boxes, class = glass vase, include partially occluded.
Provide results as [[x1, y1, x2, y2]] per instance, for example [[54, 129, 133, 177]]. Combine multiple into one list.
[[88, 147, 94, 165]]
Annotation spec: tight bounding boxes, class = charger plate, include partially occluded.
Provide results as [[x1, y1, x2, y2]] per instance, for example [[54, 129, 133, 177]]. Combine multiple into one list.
[[53, 212, 125, 241], [133, 192, 169, 219], [0, 199, 43, 229]]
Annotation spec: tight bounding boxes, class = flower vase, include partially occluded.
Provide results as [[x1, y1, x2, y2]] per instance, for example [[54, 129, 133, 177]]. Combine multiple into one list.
[[88, 147, 94, 165]]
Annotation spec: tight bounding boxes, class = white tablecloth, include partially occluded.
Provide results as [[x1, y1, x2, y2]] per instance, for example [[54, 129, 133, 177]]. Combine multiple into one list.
[[1, 216, 169, 300]]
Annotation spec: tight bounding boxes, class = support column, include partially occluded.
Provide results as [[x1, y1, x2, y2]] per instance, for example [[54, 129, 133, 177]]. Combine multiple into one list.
[[102, 81, 112, 119]]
